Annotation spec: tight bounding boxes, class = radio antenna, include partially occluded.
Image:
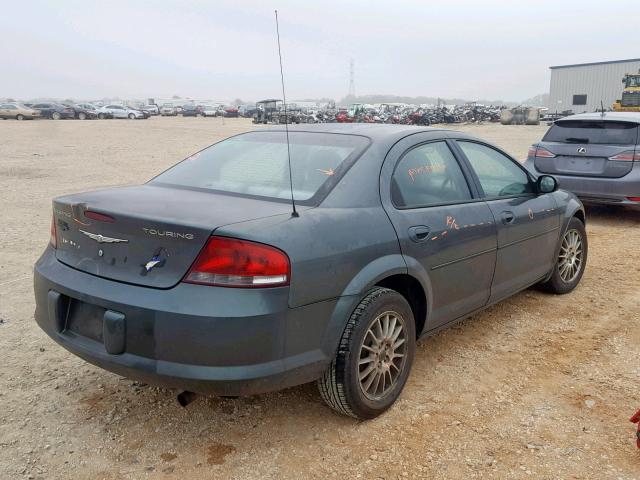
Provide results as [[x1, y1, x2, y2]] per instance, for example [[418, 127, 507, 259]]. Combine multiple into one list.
[[275, 10, 298, 218]]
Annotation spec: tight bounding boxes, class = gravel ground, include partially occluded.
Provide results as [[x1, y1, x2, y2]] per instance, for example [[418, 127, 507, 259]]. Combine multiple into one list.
[[1, 117, 639, 479]]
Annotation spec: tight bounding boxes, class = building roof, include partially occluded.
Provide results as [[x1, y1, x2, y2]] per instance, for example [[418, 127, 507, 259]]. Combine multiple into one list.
[[550, 58, 640, 70]]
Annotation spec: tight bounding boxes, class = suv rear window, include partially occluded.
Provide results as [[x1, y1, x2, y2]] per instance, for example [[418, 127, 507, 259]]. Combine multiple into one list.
[[543, 120, 639, 145], [152, 131, 370, 205]]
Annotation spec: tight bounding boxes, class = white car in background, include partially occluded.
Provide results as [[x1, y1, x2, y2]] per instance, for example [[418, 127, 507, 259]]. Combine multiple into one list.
[[201, 105, 218, 117], [160, 104, 178, 116], [97, 104, 147, 119], [141, 104, 160, 115]]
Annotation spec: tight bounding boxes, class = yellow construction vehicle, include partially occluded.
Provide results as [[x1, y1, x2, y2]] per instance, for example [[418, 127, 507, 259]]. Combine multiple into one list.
[[612, 70, 640, 112]]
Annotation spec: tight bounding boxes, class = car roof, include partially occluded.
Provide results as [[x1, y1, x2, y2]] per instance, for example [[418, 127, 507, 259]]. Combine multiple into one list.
[[558, 112, 640, 124], [260, 123, 461, 144]]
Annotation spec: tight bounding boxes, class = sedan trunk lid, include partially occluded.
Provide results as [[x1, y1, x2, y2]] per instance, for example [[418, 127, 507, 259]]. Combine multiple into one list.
[[52, 184, 294, 288]]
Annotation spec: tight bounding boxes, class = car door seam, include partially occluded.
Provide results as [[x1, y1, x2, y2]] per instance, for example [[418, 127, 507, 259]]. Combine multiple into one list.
[[430, 246, 498, 271], [499, 226, 560, 249]]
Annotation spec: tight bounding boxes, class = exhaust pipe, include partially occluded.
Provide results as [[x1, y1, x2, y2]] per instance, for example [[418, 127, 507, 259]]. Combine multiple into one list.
[[176, 391, 198, 407]]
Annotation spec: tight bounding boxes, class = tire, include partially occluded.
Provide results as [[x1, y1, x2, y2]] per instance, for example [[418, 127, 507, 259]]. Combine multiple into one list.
[[98, 113, 105, 119], [538, 217, 587, 294], [317, 287, 416, 419], [51, 112, 61, 120], [16, 114, 24, 121], [128, 113, 135, 120], [78, 112, 86, 120]]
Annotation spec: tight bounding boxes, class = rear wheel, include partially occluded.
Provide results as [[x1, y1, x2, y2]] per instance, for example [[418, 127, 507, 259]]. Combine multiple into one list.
[[98, 113, 105, 119], [317, 287, 415, 419], [539, 217, 587, 294], [78, 112, 87, 120], [128, 113, 135, 119], [51, 112, 61, 120], [16, 114, 24, 120]]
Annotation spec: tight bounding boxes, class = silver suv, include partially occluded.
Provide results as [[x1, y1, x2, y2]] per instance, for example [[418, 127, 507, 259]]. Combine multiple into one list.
[[524, 112, 640, 209]]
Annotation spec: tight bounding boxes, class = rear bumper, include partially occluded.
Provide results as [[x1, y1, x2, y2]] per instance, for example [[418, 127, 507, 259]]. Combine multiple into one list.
[[34, 248, 341, 395], [525, 159, 640, 209]]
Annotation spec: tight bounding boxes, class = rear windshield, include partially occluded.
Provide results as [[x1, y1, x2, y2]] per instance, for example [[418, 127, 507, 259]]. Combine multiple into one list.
[[152, 131, 370, 205], [543, 120, 639, 145]]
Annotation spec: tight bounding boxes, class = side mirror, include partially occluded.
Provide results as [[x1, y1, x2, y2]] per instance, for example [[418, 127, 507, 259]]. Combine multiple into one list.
[[537, 175, 558, 194]]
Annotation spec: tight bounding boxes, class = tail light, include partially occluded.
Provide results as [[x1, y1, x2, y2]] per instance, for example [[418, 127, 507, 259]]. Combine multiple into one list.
[[50, 213, 57, 249], [533, 146, 556, 158], [63, 108, 74, 113], [183, 236, 290, 288], [627, 197, 640, 202], [609, 151, 640, 162]]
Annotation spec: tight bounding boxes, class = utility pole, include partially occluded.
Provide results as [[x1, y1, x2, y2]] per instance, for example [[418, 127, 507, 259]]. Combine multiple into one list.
[[348, 59, 356, 99]]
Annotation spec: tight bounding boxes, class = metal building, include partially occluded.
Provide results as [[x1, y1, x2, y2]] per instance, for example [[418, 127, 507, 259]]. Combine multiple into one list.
[[548, 58, 640, 114]]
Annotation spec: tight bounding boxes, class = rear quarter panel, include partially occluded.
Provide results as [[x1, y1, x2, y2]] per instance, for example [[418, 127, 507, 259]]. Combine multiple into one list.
[[215, 206, 402, 308]]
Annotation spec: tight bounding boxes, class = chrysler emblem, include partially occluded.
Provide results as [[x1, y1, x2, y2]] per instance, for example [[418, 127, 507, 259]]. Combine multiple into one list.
[[79, 230, 128, 244], [577, 147, 587, 154]]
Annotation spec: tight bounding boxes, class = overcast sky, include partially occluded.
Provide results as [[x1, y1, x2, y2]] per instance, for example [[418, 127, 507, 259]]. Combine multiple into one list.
[[3, 0, 638, 102]]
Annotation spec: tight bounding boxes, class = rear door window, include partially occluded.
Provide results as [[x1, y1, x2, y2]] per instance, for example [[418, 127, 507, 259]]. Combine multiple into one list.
[[543, 120, 639, 145], [391, 141, 471, 208]]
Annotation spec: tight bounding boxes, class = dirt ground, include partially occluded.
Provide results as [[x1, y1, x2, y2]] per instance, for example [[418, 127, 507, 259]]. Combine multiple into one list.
[[1, 117, 639, 479]]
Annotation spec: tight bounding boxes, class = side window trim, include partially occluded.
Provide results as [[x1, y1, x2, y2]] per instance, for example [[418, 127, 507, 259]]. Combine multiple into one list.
[[390, 139, 478, 210], [451, 139, 536, 200]]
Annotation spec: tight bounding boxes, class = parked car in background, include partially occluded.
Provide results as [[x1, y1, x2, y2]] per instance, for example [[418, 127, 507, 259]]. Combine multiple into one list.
[[97, 105, 148, 120], [525, 112, 640, 210], [0, 103, 41, 120], [75, 103, 112, 119], [76, 103, 113, 119], [62, 104, 98, 120], [224, 107, 239, 118], [141, 105, 159, 116], [31, 103, 75, 120], [239, 105, 259, 118], [35, 124, 587, 419], [181, 105, 199, 117], [160, 104, 178, 116], [201, 105, 218, 117]]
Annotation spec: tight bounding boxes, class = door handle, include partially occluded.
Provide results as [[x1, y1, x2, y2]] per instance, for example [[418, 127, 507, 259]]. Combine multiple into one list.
[[408, 225, 431, 242], [501, 211, 515, 225]]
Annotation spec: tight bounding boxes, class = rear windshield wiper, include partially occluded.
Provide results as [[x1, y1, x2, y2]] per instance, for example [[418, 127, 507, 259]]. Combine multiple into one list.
[[563, 137, 590, 144]]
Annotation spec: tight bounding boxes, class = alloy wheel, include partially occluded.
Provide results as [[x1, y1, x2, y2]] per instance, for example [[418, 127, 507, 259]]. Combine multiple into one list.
[[558, 229, 583, 283], [357, 311, 408, 400]]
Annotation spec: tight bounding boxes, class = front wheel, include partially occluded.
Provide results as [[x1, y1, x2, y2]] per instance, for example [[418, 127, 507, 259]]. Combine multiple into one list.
[[16, 114, 24, 120], [51, 112, 61, 120], [78, 112, 87, 120], [128, 113, 135, 119], [317, 287, 415, 419], [538, 217, 587, 294]]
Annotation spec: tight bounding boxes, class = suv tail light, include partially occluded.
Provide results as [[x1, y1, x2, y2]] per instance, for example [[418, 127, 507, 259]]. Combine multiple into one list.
[[50, 213, 57, 249], [609, 151, 640, 162], [183, 236, 290, 288], [532, 146, 556, 158]]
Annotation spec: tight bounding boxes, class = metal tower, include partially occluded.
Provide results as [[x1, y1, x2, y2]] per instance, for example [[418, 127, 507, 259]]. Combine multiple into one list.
[[348, 59, 356, 98]]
